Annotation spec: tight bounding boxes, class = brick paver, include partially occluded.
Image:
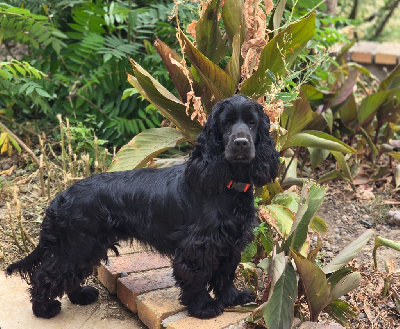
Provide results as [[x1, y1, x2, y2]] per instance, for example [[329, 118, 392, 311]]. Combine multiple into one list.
[[98, 252, 171, 293], [137, 287, 186, 329], [117, 267, 176, 313]]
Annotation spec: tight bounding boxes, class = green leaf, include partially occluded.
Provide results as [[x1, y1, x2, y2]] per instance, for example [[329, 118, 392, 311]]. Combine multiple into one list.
[[241, 242, 258, 262], [107, 127, 190, 172], [317, 170, 345, 184], [281, 91, 317, 137], [154, 39, 193, 103], [195, 0, 225, 63], [323, 229, 374, 274], [291, 249, 330, 322], [128, 61, 202, 140], [308, 147, 330, 169], [358, 89, 400, 126], [241, 13, 316, 97], [324, 299, 357, 327], [284, 182, 326, 252], [225, 33, 241, 83], [221, 0, 246, 49], [262, 204, 294, 236], [329, 272, 361, 302], [263, 262, 297, 329], [327, 267, 353, 288], [310, 216, 327, 234], [331, 151, 354, 186], [330, 69, 358, 108], [378, 64, 400, 91], [178, 30, 236, 101], [339, 93, 357, 127], [283, 130, 356, 154]]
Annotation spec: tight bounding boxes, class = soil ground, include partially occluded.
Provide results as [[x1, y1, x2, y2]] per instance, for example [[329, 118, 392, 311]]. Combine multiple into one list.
[[0, 153, 399, 328]]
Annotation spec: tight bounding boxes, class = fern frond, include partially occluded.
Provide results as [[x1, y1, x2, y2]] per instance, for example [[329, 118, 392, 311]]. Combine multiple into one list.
[[0, 60, 46, 80], [0, 4, 68, 54]]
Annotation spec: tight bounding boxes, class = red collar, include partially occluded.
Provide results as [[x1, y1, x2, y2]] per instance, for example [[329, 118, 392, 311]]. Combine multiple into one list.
[[227, 180, 252, 192]]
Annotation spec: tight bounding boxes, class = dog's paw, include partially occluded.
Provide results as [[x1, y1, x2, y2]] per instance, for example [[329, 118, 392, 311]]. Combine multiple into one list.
[[32, 300, 61, 319], [232, 289, 255, 306], [221, 289, 255, 307], [68, 286, 99, 305], [188, 299, 224, 319]]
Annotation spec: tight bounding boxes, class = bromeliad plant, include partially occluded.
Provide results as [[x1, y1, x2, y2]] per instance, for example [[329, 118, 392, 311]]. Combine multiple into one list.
[[109, 0, 356, 173], [242, 181, 374, 327]]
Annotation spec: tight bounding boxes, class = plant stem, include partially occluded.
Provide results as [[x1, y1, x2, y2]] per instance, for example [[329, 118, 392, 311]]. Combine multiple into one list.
[[0, 120, 40, 166]]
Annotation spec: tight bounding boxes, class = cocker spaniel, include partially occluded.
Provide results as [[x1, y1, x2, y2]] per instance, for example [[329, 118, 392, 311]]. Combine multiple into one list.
[[7, 94, 279, 319]]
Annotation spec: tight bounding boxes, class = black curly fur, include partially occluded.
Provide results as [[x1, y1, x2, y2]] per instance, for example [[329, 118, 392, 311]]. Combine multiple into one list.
[[6, 95, 279, 319]]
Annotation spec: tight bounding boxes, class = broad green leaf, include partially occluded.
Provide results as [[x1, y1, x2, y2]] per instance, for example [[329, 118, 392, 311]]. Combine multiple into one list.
[[258, 258, 272, 272], [339, 93, 357, 127], [283, 156, 297, 179], [281, 91, 317, 137], [241, 13, 316, 97], [271, 191, 300, 213], [283, 130, 356, 154], [292, 250, 330, 321], [284, 182, 325, 252], [178, 30, 236, 100], [195, 0, 225, 63], [378, 64, 400, 91], [327, 267, 353, 288], [329, 272, 361, 302], [267, 0, 287, 39], [310, 216, 327, 234], [317, 170, 345, 184], [128, 62, 202, 140], [308, 147, 330, 169], [331, 69, 358, 108], [225, 33, 241, 83], [358, 127, 378, 160], [301, 84, 332, 101], [331, 151, 354, 185], [263, 262, 297, 329], [358, 89, 400, 126], [263, 204, 294, 236], [221, 0, 246, 49], [108, 127, 189, 172], [335, 40, 356, 64], [154, 39, 193, 103], [323, 229, 374, 274], [241, 242, 258, 262], [324, 299, 357, 327], [269, 252, 287, 296]]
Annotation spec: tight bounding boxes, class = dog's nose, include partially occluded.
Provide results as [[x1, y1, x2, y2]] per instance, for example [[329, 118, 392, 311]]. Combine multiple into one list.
[[234, 138, 249, 147]]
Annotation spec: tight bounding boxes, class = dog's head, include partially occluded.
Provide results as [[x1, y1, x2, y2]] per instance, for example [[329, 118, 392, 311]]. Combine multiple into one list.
[[185, 95, 279, 194]]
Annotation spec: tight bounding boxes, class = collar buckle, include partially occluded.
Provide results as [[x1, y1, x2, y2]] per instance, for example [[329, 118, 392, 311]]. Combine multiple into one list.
[[227, 180, 252, 192]]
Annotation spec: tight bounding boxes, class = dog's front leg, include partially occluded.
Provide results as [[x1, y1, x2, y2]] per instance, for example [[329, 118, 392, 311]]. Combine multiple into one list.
[[172, 245, 224, 319], [211, 252, 255, 307]]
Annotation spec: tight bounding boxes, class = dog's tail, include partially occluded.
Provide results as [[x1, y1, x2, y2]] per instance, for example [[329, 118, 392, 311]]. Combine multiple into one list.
[[6, 243, 43, 283]]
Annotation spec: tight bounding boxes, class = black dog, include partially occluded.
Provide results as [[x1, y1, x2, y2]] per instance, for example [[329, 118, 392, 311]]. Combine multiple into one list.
[[7, 94, 279, 319]]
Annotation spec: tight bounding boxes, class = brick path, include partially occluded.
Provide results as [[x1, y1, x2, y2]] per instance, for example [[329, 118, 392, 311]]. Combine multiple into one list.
[[349, 41, 400, 65], [98, 247, 252, 329], [98, 244, 344, 329]]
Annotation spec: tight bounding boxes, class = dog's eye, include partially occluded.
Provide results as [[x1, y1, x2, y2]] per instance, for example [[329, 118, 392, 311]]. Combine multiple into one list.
[[248, 120, 256, 125], [222, 120, 232, 127]]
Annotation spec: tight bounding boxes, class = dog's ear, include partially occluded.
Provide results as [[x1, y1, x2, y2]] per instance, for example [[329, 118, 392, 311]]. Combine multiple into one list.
[[185, 101, 230, 194], [249, 102, 280, 186]]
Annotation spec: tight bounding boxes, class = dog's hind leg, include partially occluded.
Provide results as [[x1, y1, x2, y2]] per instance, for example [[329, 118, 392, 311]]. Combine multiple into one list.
[[29, 264, 63, 319]]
